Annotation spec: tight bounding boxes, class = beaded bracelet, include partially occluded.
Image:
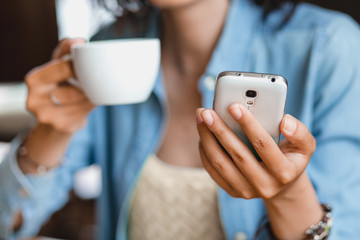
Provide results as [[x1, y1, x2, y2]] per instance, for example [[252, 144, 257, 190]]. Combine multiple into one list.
[[304, 204, 332, 240], [264, 203, 332, 240], [17, 142, 50, 175]]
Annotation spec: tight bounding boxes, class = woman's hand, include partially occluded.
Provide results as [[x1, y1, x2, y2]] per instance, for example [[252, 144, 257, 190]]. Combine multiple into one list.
[[196, 103, 315, 199], [17, 39, 96, 173], [25, 38, 95, 134], [196, 103, 323, 239]]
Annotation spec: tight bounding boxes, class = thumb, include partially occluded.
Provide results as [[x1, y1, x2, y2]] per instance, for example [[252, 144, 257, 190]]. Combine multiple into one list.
[[280, 114, 316, 155]]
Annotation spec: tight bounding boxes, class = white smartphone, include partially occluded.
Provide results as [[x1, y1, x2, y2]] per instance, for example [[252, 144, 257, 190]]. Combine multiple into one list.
[[213, 71, 288, 160]]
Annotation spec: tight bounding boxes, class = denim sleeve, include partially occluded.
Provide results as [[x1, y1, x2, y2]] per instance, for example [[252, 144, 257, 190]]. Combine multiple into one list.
[[308, 16, 360, 239], [0, 120, 94, 239]]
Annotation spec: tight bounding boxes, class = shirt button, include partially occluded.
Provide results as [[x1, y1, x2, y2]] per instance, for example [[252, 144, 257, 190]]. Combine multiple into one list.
[[18, 188, 29, 198], [204, 75, 216, 91], [234, 232, 247, 240]]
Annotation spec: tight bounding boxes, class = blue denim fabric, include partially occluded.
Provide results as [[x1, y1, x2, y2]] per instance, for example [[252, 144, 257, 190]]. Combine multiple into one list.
[[1, 0, 360, 239]]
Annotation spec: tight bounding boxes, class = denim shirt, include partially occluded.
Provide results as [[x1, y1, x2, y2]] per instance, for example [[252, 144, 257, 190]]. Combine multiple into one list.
[[1, 0, 360, 239]]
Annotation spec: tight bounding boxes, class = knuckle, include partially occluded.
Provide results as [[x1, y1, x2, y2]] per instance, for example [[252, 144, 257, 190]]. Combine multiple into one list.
[[59, 38, 71, 49], [228, 191, 241, 198], [58, 38, 84, 54], [211, 157, 224, 172], [278, 170, 294, 185], [310, 136, 317, 154], [241, 190, 254, 200], [64, 41, 74, 51], [51, 121, 69, 133], [259, 187, 277, 200], [26, 98, 37, 112], [299, 127, 316, 155], [24, 71, 38, 87], [231, 149, 245, 163], [230, 185, 255, 199], [252, 136, 268, 151], [24, 73, 32, 85], [57, 61, 71, 76], [232, 185, 243, 194], [37, 112, 50, 123]]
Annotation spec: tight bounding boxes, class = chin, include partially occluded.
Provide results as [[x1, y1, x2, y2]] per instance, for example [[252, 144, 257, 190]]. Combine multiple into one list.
[[147, 0, 197, 9]]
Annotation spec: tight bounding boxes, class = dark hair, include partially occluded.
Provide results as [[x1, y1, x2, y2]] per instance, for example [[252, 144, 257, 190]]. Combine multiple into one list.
[[97, 0, 300, 18]]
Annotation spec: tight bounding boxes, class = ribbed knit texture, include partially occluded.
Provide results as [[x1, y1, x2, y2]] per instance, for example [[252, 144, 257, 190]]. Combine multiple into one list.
[[128, 155, 226, 240]]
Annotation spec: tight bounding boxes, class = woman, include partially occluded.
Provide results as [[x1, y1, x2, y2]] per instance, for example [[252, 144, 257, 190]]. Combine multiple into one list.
[[1, 0, 360, 239]]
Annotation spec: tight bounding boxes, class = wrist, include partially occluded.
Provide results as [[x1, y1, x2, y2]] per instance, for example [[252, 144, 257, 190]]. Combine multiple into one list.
[[41, 123, 75, 136], [17, 141, 53, 174], [263, 203, 332, 240], [264, 172, 321, 213], [266, 172, 311, 203], [263, 173, 323, 239], [17, 124, 72, 174]]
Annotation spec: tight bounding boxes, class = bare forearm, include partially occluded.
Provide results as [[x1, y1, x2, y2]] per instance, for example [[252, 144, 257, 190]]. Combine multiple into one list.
[[264, 173, 323, 240], [17, 124, 73, 174]]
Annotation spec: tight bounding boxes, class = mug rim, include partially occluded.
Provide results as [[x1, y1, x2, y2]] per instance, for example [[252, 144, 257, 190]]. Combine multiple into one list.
[[71, 38, 160, 50]]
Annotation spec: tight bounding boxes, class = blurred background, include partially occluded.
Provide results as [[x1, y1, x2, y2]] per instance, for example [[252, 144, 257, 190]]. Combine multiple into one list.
[[0, 1, 111, 239], [0, 0, 358, 239]]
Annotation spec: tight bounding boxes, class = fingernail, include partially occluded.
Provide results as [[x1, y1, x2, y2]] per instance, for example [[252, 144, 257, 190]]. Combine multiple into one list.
[[229, 104, 242, 120], [202, 110, 214, 126], [196, 108, 204, 124], [284, 115, 296, 134]]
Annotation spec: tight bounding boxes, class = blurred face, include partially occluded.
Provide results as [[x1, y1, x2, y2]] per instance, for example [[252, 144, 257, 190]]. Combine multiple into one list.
[[147, 0, 202, 9]]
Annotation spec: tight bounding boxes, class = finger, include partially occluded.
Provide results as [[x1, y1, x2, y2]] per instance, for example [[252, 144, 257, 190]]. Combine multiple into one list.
[[52, 85, 88, 105], [35, 101, 94, 129], [227, 103, 296, 179], [198, 108, 266, 179], [36, 100, 94, 120], [26, 59, 75, 86], [52, 38, 86, 59], [198, 108, 284, 198], [198, 108, 253, 160], [196, 109, 258, 199], [27, 85, 93, 113], [49, 104, 94, 133], [280, 114, 316, 155], [199, 143, 241, 198]]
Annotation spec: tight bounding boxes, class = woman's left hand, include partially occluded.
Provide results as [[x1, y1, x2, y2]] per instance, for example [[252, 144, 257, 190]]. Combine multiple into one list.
[[196, 103, 316, 200]]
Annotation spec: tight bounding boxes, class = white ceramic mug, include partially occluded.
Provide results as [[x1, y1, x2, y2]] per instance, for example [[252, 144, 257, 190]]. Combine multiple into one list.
[[70, 38, 160, 105]]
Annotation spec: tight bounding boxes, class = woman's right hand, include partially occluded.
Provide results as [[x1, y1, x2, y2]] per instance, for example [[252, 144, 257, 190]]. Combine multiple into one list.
[[25, 38, 95, 134]]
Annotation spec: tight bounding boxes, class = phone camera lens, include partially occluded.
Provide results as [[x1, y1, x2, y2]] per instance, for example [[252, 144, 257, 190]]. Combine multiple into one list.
[[245, 90, 257, 98], [271, 78, 276, 83]]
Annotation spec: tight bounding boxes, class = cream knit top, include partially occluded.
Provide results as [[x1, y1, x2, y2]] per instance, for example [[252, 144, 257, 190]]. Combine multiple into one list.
[[128, 155, 226, 240]]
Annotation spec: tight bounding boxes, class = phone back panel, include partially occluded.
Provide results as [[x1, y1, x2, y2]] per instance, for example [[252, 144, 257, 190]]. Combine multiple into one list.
[[213, 72, 287, 147]]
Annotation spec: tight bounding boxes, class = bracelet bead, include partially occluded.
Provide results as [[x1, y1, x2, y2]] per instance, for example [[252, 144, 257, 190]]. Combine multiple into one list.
[[18, 143, 50, 175], [304, 204, 332, 240]]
